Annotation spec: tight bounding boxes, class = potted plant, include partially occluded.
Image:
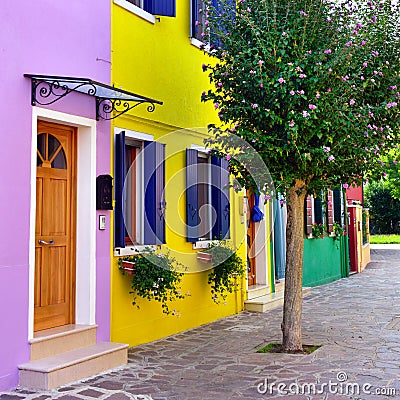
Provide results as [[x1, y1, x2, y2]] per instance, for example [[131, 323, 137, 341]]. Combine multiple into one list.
[[205, 241, 245, 304], [118, 249, 186, 315], [311, 222, 325, 239], [332, 221, 345, 239]]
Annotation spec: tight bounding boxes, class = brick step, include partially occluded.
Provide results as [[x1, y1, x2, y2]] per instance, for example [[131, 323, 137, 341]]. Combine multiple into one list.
[[30, 324, 98, 361], [19, 342, 128, 390], [244, 287, 311, 313]]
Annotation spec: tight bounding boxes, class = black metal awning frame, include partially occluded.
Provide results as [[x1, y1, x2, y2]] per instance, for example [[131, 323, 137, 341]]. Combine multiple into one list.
[[24, 74, 163, 120]]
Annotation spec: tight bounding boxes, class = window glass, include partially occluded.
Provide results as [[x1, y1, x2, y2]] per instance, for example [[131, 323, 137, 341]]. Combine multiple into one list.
[[124, 145, 140, 245], [126, 0, 142, 6], [192, 0, 207, 42], [197, 156, 212, 240], [37, 133, 46, 162], [37, 133, 66, 169], [51, 150, 67, 169]]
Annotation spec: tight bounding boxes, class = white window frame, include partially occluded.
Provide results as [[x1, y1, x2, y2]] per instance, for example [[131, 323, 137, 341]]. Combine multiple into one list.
[[113, 128, 156, 256], [113, 0, 156, 24]]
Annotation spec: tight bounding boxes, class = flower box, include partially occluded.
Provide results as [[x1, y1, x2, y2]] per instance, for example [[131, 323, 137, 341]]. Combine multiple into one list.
[[197, 251, 213, 264], [120, 260, 135, 275]]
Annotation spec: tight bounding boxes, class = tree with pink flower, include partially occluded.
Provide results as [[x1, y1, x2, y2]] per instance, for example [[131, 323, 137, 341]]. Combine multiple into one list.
[[200, 0, 400, 352]]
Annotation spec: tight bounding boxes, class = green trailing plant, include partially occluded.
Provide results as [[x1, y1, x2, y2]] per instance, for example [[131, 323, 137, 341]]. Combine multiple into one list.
[[206, 242, 245, 304], [118, 250, 186, 316], [311, 223, 325, 239], [332, 221, 345, 238]]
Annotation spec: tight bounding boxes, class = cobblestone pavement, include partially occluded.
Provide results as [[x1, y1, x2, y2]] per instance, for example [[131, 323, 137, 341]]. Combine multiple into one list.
[[2, 246, 400, 400]]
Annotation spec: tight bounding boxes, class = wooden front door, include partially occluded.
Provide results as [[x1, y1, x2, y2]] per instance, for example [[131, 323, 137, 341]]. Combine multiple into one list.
[[246, 193, 256, 286], [34, 121, 76, 332]]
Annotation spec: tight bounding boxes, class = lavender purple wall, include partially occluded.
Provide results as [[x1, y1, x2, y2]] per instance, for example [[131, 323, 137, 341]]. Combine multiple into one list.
[[0, 1, 111, 390]]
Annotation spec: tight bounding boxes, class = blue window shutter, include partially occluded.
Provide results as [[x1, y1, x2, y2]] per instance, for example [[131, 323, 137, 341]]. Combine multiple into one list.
[[144, 0, 176, 16], [186, 149, 199, 242], [115, 131, 126, 248], [211, 156, 230, 239], [143, 141, 166, 245]]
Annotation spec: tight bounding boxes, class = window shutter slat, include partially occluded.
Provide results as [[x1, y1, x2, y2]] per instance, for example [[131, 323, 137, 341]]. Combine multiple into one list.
[[211, 156, 230, 240], [115, 131, 126, 248], [186, 149, 199, 242], [143, 142, 166, 245], [144, 0, 176, 16]]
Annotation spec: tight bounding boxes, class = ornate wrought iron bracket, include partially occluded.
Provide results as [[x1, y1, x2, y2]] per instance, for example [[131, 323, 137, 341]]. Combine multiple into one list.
[[96, 98, 157, 121], [25, 74, 162, 120]]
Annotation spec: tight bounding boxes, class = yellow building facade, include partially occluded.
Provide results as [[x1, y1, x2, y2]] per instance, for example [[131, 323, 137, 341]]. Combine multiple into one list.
[[110, 0, 273, 347]]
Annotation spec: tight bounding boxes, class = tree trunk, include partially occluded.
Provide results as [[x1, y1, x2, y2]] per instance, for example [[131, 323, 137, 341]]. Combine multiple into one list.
[[282, 180, 307, 352]]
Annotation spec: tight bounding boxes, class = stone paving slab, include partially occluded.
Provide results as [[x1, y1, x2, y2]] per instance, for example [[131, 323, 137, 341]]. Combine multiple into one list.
[[2, 247, 400, 399]]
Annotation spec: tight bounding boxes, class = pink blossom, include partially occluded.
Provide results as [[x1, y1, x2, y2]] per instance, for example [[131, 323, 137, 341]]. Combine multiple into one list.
[[323, 146, 330, 152], [361, 40, 366, 46], [290, 90, 295, 96], [289, 121, 295, 127], [302, 110, 310, 117], [371, 78, 375, 83], [214, 103, 219, 109], [309, 104, 316, 110], [394, 161, 398, 165], [260, 83, 263, 88], [264, 195, 271, 201], [249, 70, 256, 75], [345, 41, 352, 47], [328, 155, 335, 162], [363, 62, 367, 67], [217, 82, 222, 87], [226, 154, 231, 161], [258, 60, 264, 66], [299, 73, 307, 78], [343, 183, 349, 189], [316, 93, 321, 98], [390, 86, 397, 90], [195, 20, 199, 26], [282, 32, 287, 37], [204, 20, 209, 25], [251, 103, 259, 109], [349, 99, 355, 105], [278, 77, 286, 84], [324, 49, 332, 54]]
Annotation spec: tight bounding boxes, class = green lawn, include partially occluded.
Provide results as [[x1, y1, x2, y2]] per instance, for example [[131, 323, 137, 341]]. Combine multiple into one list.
[[370, 235, 400, 244]]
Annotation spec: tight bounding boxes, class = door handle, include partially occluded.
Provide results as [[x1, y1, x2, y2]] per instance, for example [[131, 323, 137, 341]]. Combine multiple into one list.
[[38, 239, 54, 245]]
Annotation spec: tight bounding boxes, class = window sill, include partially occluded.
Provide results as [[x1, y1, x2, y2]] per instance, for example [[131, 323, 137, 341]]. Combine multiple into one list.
[[192, 240, 220, 250], [190, 37, 211, 53], [114, 245, 157, 257], [113, 0, 156, 24]]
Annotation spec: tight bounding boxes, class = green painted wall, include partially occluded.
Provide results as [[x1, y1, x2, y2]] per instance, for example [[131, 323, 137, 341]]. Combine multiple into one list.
[[303, 236, 345, 287]]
